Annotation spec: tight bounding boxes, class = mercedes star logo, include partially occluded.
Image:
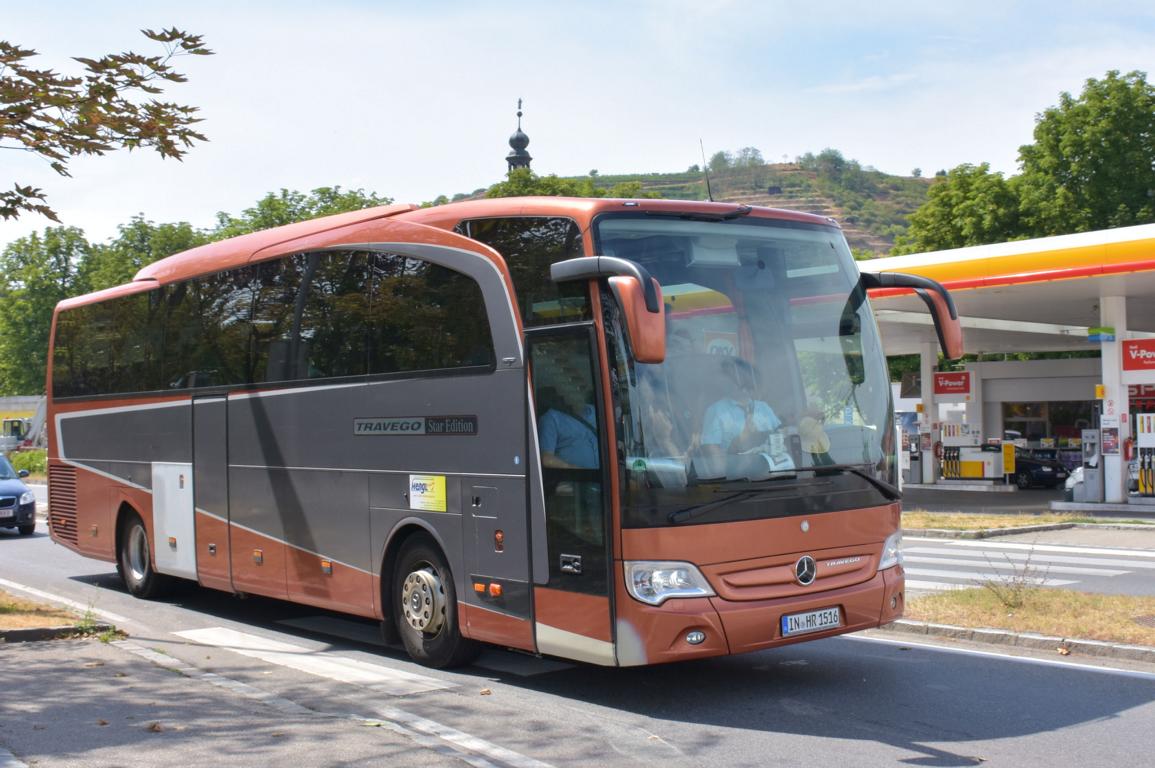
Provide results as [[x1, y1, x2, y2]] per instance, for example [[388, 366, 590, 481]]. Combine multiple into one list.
[[795, 555, 817, 586]]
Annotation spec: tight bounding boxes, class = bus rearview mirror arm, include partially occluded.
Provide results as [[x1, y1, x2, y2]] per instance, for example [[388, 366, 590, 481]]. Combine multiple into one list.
[[860, 271, 964, 360], [551, 256, 666, 363], [551, 256, 661, 313]]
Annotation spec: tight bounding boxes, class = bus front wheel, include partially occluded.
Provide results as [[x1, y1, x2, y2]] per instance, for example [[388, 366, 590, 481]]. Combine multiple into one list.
[[393, 534, 479, 669], [116, 512, 172, 599]]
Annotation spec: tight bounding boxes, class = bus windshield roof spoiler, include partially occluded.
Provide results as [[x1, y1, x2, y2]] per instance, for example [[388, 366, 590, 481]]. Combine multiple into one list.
[[551, 256, 661, 313]]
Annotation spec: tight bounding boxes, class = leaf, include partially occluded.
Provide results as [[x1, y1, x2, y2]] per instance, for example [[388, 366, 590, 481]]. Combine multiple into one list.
[[146, 722, 164, 733], [1057, 646, 1071, 656], [479, 688, 492, 696]]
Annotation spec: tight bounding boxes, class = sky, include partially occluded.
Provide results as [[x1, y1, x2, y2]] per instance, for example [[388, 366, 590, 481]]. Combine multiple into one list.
[[4, 0, 1155, 248]]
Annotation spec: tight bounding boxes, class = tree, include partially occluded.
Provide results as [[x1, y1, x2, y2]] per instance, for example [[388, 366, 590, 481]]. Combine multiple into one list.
[[1017, 70, 1155, 235], [485, 168, 659, 199], [83, 216, 208, 291], [1, 29, 213, 222], [707, 150, 732, 173], [733, 147, 764, 168], [891, 163, 1020, 254], [211, 186, 393, 240], [0, 227, 90, 394]]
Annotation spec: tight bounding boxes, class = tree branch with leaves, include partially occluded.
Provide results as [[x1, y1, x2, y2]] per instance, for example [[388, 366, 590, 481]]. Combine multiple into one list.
[[0, 28, 212, 222]]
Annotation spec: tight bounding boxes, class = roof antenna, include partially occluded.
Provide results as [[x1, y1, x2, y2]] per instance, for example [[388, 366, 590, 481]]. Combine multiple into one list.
[[699, 139, 715, 202]]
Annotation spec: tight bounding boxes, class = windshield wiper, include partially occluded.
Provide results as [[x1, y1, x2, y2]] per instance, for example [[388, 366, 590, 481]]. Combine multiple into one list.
[[795, 464, 901, 501], [666, 465, 899, 525]]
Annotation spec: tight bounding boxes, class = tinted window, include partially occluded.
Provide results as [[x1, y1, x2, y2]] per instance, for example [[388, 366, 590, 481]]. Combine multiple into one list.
[[456, 217, 589, 326], [367, 253, 494, 374], [53, 249, 492, 398]]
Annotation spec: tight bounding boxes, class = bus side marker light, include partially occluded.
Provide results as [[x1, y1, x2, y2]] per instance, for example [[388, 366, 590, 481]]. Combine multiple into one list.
[[321, 560, 333, 575], [90, 524, 99, 538], [488, 583, 503, 598], [494, 530, 504, 552], [473, 582, 486, 594], [168, 536, 177, 549], [686, 631, 706, 645], [252, 549, 263, 565]]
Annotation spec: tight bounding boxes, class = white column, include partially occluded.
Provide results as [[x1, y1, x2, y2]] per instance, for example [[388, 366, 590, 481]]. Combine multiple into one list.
[[919, 342, 938, 484], [1100, 296, 1128, 503]]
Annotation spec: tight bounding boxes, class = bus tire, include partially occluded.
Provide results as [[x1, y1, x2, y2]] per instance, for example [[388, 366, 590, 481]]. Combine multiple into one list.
[[393, 533, 479, 669], [116, 512, 172, 599]]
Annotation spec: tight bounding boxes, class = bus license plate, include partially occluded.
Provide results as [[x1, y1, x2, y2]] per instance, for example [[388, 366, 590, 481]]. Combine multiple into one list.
[[781, 607, 841, 637]]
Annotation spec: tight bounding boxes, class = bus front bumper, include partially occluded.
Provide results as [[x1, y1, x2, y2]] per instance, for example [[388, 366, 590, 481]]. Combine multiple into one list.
[[615, 566, 904, 666]]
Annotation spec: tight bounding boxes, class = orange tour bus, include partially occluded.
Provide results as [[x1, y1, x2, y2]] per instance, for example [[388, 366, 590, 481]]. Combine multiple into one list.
[[47, 197, 962, 668]]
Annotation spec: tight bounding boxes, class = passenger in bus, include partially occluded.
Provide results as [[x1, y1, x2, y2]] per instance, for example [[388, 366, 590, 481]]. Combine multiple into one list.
[[700, 357, 781, 455], [538, 387, 599, 469]]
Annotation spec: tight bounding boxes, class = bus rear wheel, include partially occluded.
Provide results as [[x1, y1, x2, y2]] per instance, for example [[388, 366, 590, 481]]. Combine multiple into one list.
[[393, 534, 479, 669], [116, 512, 172, 599]]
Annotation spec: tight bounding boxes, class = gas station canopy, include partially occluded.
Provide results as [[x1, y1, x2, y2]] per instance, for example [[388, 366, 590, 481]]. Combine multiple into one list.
[[864, 224, 1155, 355]]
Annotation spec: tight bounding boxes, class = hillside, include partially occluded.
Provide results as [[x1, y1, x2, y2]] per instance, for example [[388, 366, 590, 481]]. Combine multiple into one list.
[[582, 162, 932, 257]]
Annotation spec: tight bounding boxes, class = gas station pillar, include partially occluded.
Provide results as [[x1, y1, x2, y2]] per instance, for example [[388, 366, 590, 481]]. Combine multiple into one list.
[[1100, 295, 1129, 503], [919, 341, 939, 484]]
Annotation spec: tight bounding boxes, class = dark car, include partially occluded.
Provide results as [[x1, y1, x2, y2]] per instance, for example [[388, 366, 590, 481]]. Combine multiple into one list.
[[1012, 448, 1069, 490], [0, 454, 36, 535]]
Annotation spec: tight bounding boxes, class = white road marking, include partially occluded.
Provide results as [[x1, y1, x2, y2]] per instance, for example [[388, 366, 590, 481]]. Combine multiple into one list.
[[905, 546, 1155, 570], [116, 640, 549, 768], [278, 615, 575, 677], [905, 537, 1155, 559], [0, 577, 129, 624], [903, 555, 1127, 577], [174, 626, 454, 696], [902, 567, 1077, 586], [849, 634, 1155, 682], [903, 579, 970, 592], [0, 746, 29, 768]]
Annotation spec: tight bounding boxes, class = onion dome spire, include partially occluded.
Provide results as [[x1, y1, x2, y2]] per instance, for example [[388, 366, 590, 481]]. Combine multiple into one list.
[[506, 98, 532, 171]]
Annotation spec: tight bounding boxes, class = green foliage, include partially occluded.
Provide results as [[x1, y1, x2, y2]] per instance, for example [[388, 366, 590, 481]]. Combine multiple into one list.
[[897, 69, 1155, 253], [8, 448, 45, 475], [1, 29, 213, 222], [0, 187, 391, 394], [485, 168, 660, 199], [83, 216, 209, 291], [1018, 70, 1155, 235], [892, 163, 1021, 254], [211, 186, 392, 240], [0, 227, 89, 394]]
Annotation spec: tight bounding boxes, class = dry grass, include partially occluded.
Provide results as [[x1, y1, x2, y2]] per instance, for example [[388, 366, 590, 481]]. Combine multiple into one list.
[[0, 588, 78, 630], [902, 511, 1096, 530], [907, 587, 1155, 646]]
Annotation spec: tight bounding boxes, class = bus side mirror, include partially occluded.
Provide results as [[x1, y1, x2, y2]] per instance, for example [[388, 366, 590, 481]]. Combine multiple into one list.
[[860, 271, 964, 360], [551, 256, 667, 364], [608, 276, 666, 364]]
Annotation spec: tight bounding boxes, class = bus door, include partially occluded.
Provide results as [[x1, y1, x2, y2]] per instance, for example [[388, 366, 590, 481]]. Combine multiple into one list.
[[526, 326, 615, 665], [192, 394, 231, 592]]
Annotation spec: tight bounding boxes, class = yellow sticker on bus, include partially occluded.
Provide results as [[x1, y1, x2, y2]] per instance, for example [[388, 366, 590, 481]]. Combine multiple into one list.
[[409, 474, 447, 512]]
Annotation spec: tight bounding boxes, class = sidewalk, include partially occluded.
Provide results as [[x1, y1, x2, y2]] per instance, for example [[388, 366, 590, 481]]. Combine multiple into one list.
[[0, 637, 460, 768]]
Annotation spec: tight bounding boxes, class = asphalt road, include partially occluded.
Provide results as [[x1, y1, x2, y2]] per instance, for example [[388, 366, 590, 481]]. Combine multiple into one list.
[[3, 530, 1155, 767]]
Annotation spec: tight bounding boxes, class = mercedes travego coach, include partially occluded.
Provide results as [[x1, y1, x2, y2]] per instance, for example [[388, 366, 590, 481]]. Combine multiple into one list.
[[47, 197, 962, 668]]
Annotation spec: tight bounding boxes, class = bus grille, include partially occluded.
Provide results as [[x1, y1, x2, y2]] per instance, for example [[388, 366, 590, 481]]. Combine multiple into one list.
[[48, 464, 79, 545]]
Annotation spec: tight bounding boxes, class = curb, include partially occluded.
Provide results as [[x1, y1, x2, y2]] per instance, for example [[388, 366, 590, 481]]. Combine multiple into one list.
[[0, 623, 114, 644], [904, 522, 1078, 539], [882, 619, 1155, 664]]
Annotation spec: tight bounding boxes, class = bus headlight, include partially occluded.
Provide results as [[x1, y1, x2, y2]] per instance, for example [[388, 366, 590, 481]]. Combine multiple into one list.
[[624, 561, 715, 605], [878, 532, 903, 570]]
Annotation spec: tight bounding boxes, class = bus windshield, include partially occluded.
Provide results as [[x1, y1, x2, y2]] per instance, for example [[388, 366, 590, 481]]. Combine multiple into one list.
[[596, 213, 895, 527]]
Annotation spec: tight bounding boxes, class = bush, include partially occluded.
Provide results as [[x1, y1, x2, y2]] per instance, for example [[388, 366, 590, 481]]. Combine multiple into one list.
[[9, 449, 46, 476]]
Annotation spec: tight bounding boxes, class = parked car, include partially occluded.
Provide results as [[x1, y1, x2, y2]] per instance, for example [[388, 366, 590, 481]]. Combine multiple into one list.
[[1064, 458, 1139, 500], [1012, 447, 1069, 489], [0, 454, 36, 535]]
